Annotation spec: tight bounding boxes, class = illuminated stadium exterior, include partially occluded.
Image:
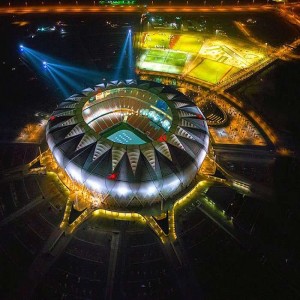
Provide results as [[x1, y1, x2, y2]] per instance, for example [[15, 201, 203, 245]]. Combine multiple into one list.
[[46, 80, 209, 209]]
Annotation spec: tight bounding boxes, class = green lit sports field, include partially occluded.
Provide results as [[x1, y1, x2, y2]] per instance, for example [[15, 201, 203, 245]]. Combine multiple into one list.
[[144, 50, 187, 66], [139, 49, 188, 73]]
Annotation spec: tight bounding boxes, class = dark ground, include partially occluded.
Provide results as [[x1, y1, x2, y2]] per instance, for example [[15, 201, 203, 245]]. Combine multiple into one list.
[[0, 10, 300, 300]]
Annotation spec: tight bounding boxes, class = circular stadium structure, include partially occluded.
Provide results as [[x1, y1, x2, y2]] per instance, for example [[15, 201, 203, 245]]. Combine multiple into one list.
[[46, 80, 209, 208]]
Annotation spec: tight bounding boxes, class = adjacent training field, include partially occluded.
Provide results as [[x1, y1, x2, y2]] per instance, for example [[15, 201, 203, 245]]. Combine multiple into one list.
[[139, 49, 188, 74], [142, 32, 171, 49], [138, 31, 265, 85], [188, 59, 236, 84], [171, 34, 204, 53]]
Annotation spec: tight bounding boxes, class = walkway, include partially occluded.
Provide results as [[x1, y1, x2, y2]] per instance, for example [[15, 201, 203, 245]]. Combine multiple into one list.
[[15, 227, 73, 299], [105, 232, 121, 300], [0, 195, 50, 227]]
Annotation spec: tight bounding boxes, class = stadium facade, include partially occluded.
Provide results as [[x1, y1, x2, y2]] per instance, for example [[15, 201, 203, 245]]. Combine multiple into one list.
[[46, 80, 209, 208]]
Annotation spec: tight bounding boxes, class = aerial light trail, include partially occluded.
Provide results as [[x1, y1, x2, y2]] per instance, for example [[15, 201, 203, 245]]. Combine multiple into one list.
[[19, 45, 109, 98], [46, 66, 72, 97], [127, 28, 135, 79], [20, 46, 57, 70], [48, 62, 100, 83], [19, 47, 71, 96], [46, 64, 87, 95], [20, 47, 52, 72], [113, 30, 129, 80]]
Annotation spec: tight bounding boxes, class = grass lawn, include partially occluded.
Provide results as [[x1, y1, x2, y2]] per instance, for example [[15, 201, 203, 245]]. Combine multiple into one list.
[[138, 33, 251, 82], [165, 51, 187, 67], [172, 35, 203, 53], [141, 49, 188, 70], [143, 32, 171, 49], [144, 54, 166, 64], [188, 59, 233, 84]]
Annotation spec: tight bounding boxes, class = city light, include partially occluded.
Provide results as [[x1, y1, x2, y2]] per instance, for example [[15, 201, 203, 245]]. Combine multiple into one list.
[[128, 27, 134, 78], [113, 30, 129, 80], [1, 4, 300, 299]]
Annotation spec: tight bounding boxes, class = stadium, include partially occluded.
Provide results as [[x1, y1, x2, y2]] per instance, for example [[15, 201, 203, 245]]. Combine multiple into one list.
[[46, 79, 209, 210], [2, 3, 300, 299]]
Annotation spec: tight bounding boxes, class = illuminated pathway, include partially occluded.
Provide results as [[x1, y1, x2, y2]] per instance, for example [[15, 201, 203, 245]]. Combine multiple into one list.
[[0, 4, 294, 15], [105, 232, 120, 300]]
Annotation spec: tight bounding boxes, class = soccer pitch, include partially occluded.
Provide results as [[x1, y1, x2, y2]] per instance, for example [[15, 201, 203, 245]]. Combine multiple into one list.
[[143, 32, 171, 49], [139, 49, 189, 74], [142, 32, 203, 54], [188, 59, 235, 84], [137, 31, 265, 85], [171, 35, 204, 53]]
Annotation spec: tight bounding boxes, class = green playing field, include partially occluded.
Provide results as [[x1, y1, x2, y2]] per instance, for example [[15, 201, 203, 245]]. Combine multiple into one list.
[[142, 49, 188, 69], [188, 59, 233, 84], [137, 31, 266, 85], [171, 34, 203, 53], [143, 32, 171, 49]]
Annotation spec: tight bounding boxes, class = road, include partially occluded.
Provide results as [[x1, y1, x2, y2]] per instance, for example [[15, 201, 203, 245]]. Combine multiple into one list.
[[0, 4, 298, 15], [105, 232, 121, 300], [15, 227, 73, 300], [0, 194, 50, 227]]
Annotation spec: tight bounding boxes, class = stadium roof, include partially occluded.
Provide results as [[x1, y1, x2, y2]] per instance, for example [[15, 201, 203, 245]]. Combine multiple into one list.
[[46, 80, 209, 209]]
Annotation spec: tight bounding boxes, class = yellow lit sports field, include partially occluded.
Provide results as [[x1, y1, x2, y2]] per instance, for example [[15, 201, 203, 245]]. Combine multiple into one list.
[[141, 32, 204, 53], [189, 59, 239, 84], [137, 31, 265, 85], [171, 34, 204, 53], [142, 32, 171, 49]]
